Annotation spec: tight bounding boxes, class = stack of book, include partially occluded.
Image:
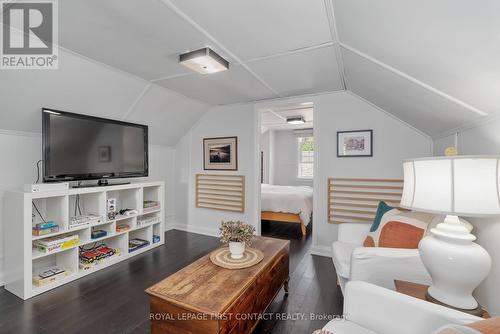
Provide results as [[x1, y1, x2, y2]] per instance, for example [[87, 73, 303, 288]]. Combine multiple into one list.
[[33, 233, 79, 254], [32, 221, 59, 237], [143, 200, 160, 213], [129, 238, 150, 252]]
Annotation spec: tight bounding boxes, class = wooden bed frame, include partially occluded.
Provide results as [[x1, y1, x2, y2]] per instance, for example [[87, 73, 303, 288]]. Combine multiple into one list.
[[261, 211, 306, 236]]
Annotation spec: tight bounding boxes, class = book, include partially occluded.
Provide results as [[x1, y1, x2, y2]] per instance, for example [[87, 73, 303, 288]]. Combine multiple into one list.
[[34, 221, 58, 230], [32, 226, 59, 236], [143, 200, 160, 208], [33, 234, 79, 254]]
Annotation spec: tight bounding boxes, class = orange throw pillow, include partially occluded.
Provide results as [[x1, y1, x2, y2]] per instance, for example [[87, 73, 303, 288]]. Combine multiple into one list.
[[364, 211, 434, 248], [363, 235, 375, 247], [378, 221, 425, 249]]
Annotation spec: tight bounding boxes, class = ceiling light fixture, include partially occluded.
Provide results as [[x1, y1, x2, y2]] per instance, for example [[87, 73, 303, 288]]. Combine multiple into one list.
[[179, 47, 229, 74], [286, 116, 305, 125]]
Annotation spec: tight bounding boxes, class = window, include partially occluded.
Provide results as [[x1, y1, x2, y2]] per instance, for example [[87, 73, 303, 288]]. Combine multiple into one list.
[[297, 136, 314, 179]]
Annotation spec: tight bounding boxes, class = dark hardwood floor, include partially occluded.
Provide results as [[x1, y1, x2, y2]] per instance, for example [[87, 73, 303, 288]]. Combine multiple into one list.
[[0, 222, 342, 334]]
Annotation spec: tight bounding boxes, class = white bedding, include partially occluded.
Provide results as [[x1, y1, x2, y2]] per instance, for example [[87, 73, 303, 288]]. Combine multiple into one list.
[[261, 184, 313, 225]]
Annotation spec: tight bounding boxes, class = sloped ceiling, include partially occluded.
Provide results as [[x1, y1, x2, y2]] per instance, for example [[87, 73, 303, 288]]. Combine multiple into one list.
[[333, 0, 500, 138], [2, 0, 497, 140], [0, 46, 207, 146], [57, 0, 344, 106]]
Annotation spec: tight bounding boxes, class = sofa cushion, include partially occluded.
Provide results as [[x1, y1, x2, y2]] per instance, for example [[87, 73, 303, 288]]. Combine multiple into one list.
[[332, 241, 358, 278], [364, 211, 434, 249], [322, 320, 378, 334]]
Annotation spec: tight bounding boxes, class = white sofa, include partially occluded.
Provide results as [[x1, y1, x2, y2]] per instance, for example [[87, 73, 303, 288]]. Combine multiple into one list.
[[332, 223, 432, 292], [321, 281, 482, 334]]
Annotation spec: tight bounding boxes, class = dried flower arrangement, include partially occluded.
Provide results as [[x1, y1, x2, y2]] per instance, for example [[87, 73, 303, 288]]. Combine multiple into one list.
[[219, 221, 255, 245]]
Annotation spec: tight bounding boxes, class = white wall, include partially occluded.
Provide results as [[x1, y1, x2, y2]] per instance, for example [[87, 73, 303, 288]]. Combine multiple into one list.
[[272, 129, 314, 187], [173, 133, 191, 227], [312, 92, 432, 254], [174, 104, 259, 236], [434, 120, 500, 316]]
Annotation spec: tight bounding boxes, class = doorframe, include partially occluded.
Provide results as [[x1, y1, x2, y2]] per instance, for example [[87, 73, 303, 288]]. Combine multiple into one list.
[[253, 98, 315, 239]]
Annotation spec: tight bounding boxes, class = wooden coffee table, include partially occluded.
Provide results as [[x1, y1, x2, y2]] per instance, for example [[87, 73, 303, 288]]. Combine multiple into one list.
[[146, 236, 290, 334]]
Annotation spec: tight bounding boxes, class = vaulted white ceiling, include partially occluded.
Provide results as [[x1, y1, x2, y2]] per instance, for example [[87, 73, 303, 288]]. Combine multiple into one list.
[[57, 0, 344, 106], [334, 0, 500, 138], [2, 0, 498, 141]]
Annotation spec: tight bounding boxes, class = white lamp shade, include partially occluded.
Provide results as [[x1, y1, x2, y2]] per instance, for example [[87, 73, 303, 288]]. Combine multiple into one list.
[[401, 156, 500, 216]]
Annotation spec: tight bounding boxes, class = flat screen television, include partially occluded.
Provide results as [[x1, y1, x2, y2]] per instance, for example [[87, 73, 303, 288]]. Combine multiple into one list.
[[42, 108, 148, 183]]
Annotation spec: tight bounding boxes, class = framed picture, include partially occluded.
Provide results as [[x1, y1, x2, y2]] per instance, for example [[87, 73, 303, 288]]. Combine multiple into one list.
[[203, 136, 238, 170], [337, 130, 373, 157]]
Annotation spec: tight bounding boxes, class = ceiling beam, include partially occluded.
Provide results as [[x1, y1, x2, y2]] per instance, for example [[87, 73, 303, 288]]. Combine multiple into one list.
[[150, 72, 194, 83], [340, 43, 488, 117], [156, 0, 281, 97], [324, 0, 347, 90], [243, 42, 334, 64]]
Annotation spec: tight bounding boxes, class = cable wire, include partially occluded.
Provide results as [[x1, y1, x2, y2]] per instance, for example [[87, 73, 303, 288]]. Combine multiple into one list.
[[32, 202, 47, 223], [35, 160, 43, 184]]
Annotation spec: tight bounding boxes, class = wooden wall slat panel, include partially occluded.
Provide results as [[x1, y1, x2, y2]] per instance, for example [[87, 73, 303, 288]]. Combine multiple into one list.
[[196, 174, 245, 213], [328, 178, 403, 224]]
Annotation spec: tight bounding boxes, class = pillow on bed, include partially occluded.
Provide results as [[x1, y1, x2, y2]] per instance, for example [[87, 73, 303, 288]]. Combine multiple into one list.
[[363, 206, 434, 248]]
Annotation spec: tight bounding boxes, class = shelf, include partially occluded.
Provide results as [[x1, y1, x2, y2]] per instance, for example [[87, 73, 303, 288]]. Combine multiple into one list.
[[78, 253, 123, 275], [4, 181, 164, 300], [142, 208, 161, 215], [83, 231, 124, 245], [32, 244, 79, 260], [32, 272, 78, 296], [32, 224, 89, 241], [128, 244, 153, 256], [107, 213, 138, 224], [90, 220, 113, 227]]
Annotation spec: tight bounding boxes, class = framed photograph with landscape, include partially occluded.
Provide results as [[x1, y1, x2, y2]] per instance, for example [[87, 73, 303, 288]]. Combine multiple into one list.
[[203, 136, 238, 170], [337, 130, 373, 157]]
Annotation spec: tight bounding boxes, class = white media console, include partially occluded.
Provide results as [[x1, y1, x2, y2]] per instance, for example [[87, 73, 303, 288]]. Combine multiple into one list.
[[3, 181, 165, 299]]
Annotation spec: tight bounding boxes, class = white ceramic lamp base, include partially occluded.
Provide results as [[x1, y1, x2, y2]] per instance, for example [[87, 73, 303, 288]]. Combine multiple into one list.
[[419, 215, 491, 310]]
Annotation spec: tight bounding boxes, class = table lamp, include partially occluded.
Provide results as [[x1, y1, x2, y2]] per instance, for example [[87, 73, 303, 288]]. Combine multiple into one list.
[[401, 156, 495, 311]]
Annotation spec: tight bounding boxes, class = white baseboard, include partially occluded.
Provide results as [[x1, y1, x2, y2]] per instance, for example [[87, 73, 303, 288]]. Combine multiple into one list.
[[171, 223, 219, 238], [310, 245, 332, 258]]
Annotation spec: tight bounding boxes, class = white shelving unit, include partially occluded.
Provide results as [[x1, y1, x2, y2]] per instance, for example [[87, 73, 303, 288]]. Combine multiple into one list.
[[3, 181, 165, 299]]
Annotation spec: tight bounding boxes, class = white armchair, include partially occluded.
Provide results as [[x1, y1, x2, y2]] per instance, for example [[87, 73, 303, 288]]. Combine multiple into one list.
[[332, 223, 432, 292], [321, 281, 482, 334]]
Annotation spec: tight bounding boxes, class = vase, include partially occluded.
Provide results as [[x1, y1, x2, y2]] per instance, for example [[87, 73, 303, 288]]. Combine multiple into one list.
[[229, 241, 245, 259]]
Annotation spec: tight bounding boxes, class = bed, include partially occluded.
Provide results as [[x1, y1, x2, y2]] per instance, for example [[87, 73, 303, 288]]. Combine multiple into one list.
[[261, 184, 313, 236]]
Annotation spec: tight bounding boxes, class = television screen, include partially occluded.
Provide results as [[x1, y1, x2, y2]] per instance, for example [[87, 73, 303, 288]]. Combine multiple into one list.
[[43, 109, 148, 182]]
